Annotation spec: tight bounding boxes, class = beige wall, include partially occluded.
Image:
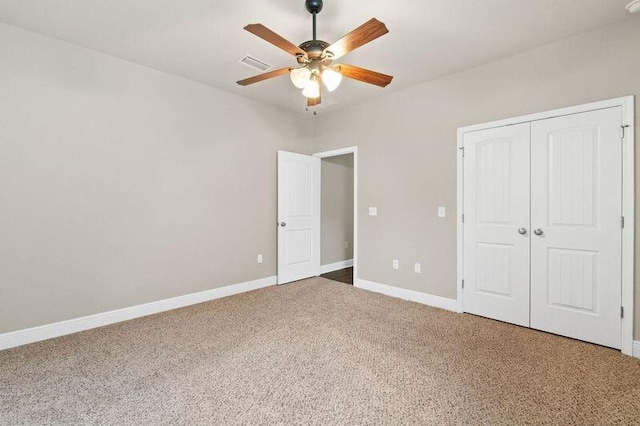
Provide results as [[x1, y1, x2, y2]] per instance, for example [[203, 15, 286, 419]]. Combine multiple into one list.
[[313, 16, 640, 339], [321, 155, 354, 265], [3, 15, 640, 341], [0, 24, 312, 334]]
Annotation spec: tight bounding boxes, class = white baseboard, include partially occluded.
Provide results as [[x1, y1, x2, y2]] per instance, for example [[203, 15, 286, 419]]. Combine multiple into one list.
[[0, 275, 277, 351], [633, 341, 640, 359], [355, 278, 459, 312], [320, 259, 354, 275]]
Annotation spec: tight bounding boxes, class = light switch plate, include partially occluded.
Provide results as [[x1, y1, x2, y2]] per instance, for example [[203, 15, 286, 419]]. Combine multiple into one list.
[[369, 207, 378, 216], [438, 206, 446, 218]]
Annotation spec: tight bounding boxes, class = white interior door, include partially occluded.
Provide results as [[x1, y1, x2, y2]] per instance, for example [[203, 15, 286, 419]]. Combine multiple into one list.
[[463, 123, 531, 327], [277, 151, 320, 284], [530, 108, 622, 349]]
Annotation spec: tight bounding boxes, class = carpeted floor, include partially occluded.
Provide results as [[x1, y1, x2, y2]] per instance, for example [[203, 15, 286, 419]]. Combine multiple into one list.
[[1, 278, 639, 425]]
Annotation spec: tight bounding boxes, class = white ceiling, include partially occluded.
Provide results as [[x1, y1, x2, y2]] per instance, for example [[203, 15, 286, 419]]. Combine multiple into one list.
[[0, 0, 634, 113]]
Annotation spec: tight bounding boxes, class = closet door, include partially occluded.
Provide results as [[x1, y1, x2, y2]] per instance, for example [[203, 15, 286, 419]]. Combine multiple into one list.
[[530, 108, 622, 349], [463, 123, 530, 327]]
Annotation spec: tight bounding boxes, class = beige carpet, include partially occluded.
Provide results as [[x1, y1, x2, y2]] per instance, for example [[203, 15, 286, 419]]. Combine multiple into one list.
[[1, 278, 639, 425]]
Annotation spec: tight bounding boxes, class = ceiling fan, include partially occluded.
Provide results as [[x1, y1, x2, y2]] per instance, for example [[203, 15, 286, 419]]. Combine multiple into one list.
[[236, 0, 393, 107]]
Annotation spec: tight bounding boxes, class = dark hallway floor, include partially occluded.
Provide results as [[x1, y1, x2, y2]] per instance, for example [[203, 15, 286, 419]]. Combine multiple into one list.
[[320, 267, 353, 285]]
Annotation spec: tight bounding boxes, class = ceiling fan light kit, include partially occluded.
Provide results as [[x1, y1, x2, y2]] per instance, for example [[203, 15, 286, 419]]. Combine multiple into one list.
[[236, 0, 393, 108]]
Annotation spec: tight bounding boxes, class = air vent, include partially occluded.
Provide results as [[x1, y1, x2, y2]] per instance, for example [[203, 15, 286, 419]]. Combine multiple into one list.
[[238, 55, 271, 72]]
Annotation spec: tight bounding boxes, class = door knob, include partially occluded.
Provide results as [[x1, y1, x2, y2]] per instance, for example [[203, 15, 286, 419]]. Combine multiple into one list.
[[517, 228, 527, 235], [280, 222, 287, 227], [534, 228, 544, 236]]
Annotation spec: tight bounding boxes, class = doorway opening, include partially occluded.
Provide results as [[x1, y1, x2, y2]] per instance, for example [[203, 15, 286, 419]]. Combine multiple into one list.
[[314, 147, 358, 286]]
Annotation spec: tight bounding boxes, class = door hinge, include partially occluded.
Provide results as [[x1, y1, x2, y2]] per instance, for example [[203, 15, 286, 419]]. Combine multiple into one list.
[[459, 146, 465, 157], [462, 279, 465, 289], [621, 306, 624, 318], [621, 216, 625, 229], [622, 125, 630, 140], [462, 213, 465, 223]]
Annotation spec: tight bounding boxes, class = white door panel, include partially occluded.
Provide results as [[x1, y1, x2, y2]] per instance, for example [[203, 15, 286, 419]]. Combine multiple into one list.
[[463, 123, 531, 327], [277, 151, 320, 284], [530, 107, 622, 349]]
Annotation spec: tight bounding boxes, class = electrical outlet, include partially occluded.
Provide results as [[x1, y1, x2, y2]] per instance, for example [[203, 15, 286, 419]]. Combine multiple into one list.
[[414, 263, 421, 273], [344, 241, 349, 249], [369, 207, 378, 216], [257, 254, 263, 264], [392, 259, 399, 270], [438, 206, 446, 218]]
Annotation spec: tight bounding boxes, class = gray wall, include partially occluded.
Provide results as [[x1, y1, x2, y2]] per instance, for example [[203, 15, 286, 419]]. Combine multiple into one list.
[[321, 155, 354, 266], [313, 16, 640, 339], [3, 15, 640, 341], [0, 23, 312, 334]]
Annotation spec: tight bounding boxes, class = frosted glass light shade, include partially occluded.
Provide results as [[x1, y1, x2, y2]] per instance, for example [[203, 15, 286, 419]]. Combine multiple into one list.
[[302, 75, 320, 98], [322, 68, 342, 92], [290, 67, 311, 89]]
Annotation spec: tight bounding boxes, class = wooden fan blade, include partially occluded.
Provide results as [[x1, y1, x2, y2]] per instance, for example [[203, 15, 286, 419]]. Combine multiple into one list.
[[338, 64, 393, 88], [324, 18, 389, 60], [307, 96, 321, 107], [236, 67, 291, 86], [244, 23, 306, 57]]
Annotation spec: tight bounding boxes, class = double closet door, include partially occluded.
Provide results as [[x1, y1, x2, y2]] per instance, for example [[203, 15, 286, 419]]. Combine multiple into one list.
[[463, 107, 623, 349]]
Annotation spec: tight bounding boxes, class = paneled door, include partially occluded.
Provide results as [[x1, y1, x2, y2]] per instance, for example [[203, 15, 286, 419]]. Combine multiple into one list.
[[463, 123, 531, 327], [530, 108, 622, 349], [277, 151, 321, 284]]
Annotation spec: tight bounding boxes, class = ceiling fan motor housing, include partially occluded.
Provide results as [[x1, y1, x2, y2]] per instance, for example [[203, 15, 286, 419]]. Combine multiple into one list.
[[298, 40, 330, 62]]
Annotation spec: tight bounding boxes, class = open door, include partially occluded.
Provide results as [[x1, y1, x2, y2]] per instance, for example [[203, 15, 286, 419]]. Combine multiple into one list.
[[277, 151, 321, 284]]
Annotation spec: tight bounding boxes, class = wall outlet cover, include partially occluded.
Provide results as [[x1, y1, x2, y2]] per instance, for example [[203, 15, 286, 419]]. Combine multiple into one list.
[[392, 259, 399, 270], [369, 207, 378, 216], [257, 254, 263, 264], [414, 263, 421, 273], [438, 206, 446, 218]]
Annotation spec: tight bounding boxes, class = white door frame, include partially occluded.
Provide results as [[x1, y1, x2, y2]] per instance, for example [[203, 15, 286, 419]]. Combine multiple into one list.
[[456, 96, 635, 356], [313, 146, 358, 283]]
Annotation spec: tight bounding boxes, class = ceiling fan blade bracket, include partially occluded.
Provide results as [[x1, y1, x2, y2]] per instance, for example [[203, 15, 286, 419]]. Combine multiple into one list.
[[296, 53, 310, 65]]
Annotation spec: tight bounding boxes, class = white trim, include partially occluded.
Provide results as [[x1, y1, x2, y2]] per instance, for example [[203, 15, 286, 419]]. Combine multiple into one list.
[[620, 96, 635, 357], [355, 278, 459, 312], [313, 147, 357, 159], [457, 95, 635, 356], [458, 96, 634, 133], [320, 259, 354, 275], [456, 128, 465, 314], [0, 275, 277, 351], [313, 146, 358, 284], [633, 341, 640, 359]]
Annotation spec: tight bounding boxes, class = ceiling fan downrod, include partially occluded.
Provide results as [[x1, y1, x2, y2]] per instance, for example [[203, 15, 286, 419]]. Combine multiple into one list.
[[305, 0, 323, 41]]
